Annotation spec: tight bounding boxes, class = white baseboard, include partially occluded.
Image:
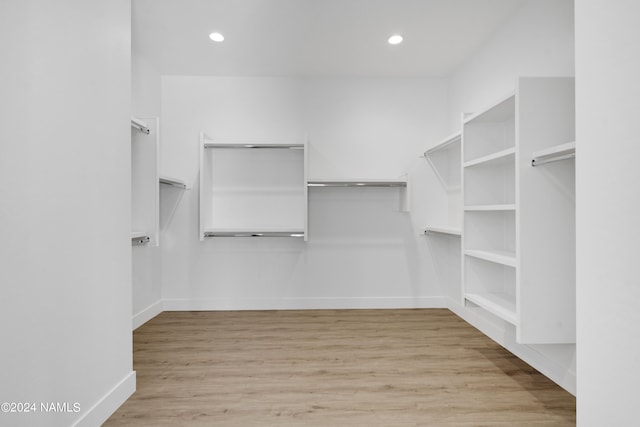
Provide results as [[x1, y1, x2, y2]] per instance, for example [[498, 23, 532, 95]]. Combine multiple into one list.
[[132, 300, 163, 330], [72, 371, 136, 427], [447, 299, 576, 396], [162, 296, 448, 311]]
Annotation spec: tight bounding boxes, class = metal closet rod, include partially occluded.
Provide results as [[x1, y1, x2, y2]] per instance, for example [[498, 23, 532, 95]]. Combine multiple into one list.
[[531, 153, 575, 167], [307, 181, 407, 188], [204, 231, 305, 238], [131, 118, 150, 134], [204, 143, 303, 149]]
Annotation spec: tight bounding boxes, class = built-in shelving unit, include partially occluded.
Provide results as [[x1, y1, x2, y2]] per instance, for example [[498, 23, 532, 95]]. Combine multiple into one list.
[[199, 133, 308, 241], [531, 141, 575, 167], [131, 116, 159, 246], [461, 77, 576, 344], [462, 93, 516, 326]]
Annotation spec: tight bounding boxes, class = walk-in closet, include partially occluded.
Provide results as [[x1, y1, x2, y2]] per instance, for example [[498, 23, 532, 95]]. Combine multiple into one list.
[[2, 0, 639, 426]]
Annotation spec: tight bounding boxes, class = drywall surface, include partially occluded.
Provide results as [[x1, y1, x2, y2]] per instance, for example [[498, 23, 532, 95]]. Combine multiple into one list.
[[131, 53, 163, 327], [445, 0, 576, 393], [576, 0, 640, 424], [448, 0, 575, 130], [160, 76, 449, 309], [0, 1, 134, 426]]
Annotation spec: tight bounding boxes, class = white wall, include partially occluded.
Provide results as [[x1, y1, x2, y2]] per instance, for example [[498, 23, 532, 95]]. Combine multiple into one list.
[[131, 53, 163, 328], [445, 0, 576, 394], [576, 1, 640, 425], [0, 1, 134, 426], [448, 0, 575, 131], [159, 76, 450, 310]]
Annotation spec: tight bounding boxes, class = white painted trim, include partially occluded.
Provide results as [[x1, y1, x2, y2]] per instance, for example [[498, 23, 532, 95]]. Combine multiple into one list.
[[447, 299, 576, 396], [162, 296, 448, 311], [72, 371, 136, 427], [132, 300, 164, 330]]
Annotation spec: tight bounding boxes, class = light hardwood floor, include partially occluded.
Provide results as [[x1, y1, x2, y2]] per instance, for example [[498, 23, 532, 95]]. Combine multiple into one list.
[[105, 309, 575, 426]]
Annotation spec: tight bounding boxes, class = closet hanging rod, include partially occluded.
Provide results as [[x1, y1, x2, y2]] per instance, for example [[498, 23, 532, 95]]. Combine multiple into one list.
[[307, 181, 407, 188], [531, 153, 575, 167], [204, 231, 305, 238], [204, 143, 304, 149], [131, 118, 150, 134]]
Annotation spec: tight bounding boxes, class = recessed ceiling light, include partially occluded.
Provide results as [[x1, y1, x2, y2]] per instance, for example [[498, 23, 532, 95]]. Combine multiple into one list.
[[388, 34, 403, 45], [209, 32, 224, 42]]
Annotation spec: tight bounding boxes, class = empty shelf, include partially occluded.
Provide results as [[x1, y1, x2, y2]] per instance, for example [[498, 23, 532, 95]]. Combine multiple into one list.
[[463, 94, 516, 124], [204, 143, 304, 149], [424, 226, 462, 236], [464, 147, 515, 168], [464, 204, 516, 211], [307, 179, 407, 187], [131, 117, 150, 134], [464, 249, 516, 267], [424, 132, 462, 157], [203, 228, 305, 238], [159, 176, 189, 189], [465, 292, 517, 325], [531, 141, 575, 166]]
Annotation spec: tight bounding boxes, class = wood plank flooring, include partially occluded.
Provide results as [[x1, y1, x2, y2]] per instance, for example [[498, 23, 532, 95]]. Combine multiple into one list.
[[104, 309, 575, 426]]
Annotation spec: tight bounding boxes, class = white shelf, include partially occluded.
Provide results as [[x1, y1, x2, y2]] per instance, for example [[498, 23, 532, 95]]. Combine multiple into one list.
[[424, 226, 461, 237], [424, 132, 462, 156], [159, 176, 189, 190], [307, 178, 407, 188], [204, 142, 304, 149], [203, 228, 305, 238], [464, 204, 516, 212], [465, 292, 517, 325], [464, 147, 515, 168], [463, 94, 516, 124], [464, 249, 516, 267], [531, 141, 575, 166]]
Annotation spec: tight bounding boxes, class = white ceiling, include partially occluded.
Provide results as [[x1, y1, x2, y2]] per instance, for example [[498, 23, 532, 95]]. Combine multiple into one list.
[[132, 0, 525, 77]]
